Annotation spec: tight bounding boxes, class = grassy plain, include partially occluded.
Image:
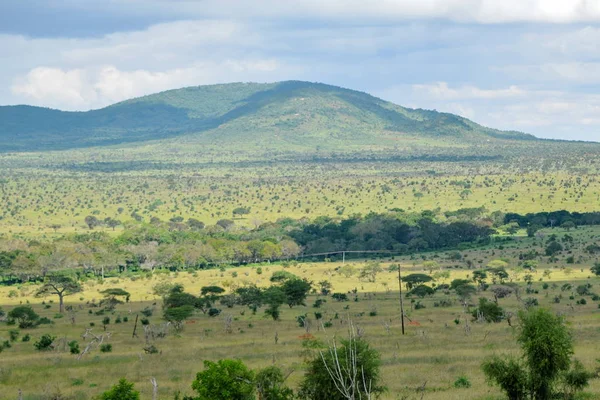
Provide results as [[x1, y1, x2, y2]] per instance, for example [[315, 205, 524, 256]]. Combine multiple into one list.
[[1, 227, 600, 399]]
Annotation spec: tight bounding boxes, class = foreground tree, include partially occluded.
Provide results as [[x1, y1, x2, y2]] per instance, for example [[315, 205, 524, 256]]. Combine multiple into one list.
[[192, 359, 255, 400], [36, 274, 82, 313], [482, 308, 591, 399], [299, 326, 386, 400], [101, 378, 140, 400]]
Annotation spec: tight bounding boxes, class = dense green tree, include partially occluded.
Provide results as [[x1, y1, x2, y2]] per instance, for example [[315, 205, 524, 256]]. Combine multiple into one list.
[[7, 306, 40, 329], [403, 274, 433, 290], [101, 378, 140, 400], [281, 278, 312, 308], [192, 359, 255, 400]]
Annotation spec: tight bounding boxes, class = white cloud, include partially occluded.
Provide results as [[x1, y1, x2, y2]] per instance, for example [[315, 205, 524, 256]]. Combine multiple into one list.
[[11, 61, 283, 110], [94, 0, 600, 24], [411, 82, 527, 100], [377, 82, 600, 141]]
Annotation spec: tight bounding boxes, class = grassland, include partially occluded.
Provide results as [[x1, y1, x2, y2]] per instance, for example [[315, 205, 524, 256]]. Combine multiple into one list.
[[1, 226, 600, 399]]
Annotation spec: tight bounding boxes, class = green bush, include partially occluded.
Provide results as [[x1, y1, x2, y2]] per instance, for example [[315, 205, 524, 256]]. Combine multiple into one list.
[[68, 340, 80, 354], [33, 334, 56, 351], [453, 376, 471, 388], [472, 298, 504, 322], [100, 344, 113, 353]]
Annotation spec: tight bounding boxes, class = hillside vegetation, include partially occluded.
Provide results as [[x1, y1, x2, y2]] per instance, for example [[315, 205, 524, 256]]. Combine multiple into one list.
[[1, 81, 537, 153]]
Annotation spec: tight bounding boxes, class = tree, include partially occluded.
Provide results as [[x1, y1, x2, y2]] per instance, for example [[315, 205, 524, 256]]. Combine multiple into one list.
[[235, 286, 264, 314], [232, 207, 251, 218], [409, 285, 434, 298], [282, 279, 312, 308], [263, 286, 286, 320], [270, 271, 299, 283], [188, 218, 205, 230], [299, 329, 386, 400], [472, 270, 487, 288], [164, 305, 195, 330], [192, 359, 255, 400], [255, 366, 294, 400], [403, 273, 433, 290], [482, 308, 585, 400], [101, 378, 140, 400], [7, 306, 40, 328], [36, 274, 82, 313], [100, 288, 130, 311], [358, 261, 383, 283], [545, 241, 563, 256], [590, 262, 600, 276], [84, 215, 100, 230], [106, 219, 121, 231]]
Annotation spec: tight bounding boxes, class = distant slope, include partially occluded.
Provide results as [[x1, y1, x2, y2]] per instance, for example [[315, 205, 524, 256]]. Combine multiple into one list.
[[0, 80, 537, 152]]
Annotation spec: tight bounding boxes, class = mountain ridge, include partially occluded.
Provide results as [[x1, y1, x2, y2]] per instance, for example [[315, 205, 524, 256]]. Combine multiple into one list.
[[0, 80, 544, 153]]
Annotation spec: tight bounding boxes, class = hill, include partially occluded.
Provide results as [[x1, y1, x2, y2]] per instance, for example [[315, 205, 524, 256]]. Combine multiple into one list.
[[0, 81, 537, 153]]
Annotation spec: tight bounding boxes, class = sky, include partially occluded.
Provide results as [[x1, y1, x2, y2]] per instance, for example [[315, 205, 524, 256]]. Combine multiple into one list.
[[1, 1, 600, 141]]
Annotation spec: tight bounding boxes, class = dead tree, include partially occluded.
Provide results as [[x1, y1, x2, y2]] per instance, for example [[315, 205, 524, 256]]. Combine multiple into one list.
[[150, 377, 158, 400], [319, 322, 375, 400]]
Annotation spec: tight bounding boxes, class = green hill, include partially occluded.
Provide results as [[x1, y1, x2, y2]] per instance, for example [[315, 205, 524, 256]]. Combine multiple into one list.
[[0, 81, 537, 153]]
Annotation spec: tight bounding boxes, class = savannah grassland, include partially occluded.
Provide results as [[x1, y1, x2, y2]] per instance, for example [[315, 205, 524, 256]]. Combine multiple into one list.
[[1, 223, 600, 399], [1, 135, 600, 399]]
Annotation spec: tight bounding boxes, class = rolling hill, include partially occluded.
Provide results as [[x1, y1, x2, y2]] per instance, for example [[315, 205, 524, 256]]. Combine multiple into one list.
[[0, 80, 537, 153]]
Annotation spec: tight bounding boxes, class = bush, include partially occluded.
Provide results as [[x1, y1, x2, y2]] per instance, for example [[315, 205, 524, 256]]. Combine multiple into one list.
[[141, 307, 153, 317], [100, 378, 140, 400], [9, 330, 19, 342], [208, 308, 221, 317], [68, 340, 80, 354], [100, 344, 113, 353], [34, 334, 56, 351], [102, 317, 110, 325], [472, 298, 504, 323], [331, 293, 349, 302], [141, 318, 150, 325], [21, 334, 30, 342], [7, 306, 40, 329], [453, 376, 471, 388], [192, 359, 255, 400]]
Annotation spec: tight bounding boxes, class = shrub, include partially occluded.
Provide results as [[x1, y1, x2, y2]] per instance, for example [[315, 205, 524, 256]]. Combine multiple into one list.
[[21, 334, 30, 342], [100, 344, 113, 353], [472, 298, 504, 323], [453, 376, 471, 388], [7, 306, 40, 329], [68, 340, 80, 354], [100, 378, 140, 400], [9, 330, 19, 342], [34, 334, 56, 351], [208, 308, 221, 317], [102, 317, 110, 325], [141, 318, 150, 325], [141, 307, 153, 317], [331, 293, 348, 302]]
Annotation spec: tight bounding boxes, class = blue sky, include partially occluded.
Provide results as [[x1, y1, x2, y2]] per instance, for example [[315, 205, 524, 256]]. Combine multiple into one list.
[[1, 1, 600, 141]]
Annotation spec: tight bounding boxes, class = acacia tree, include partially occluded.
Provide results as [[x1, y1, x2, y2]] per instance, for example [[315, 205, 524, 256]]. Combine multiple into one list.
[[36, 274, 82, 313]]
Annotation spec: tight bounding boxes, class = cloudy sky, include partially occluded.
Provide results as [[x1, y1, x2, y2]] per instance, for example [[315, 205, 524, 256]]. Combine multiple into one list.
[[2, 0, 600, 141]]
